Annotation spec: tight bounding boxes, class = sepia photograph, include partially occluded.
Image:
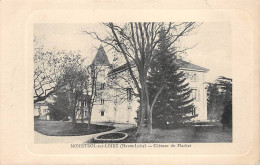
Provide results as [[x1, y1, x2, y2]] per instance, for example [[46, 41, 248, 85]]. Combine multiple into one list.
[[1, 0, 259, 164], [33, 22, 232, 144]]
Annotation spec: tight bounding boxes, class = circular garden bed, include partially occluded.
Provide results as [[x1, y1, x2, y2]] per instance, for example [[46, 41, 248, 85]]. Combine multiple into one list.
[[93, 132, 128, 143]]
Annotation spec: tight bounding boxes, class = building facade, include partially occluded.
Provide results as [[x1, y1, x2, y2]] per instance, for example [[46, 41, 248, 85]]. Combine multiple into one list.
[[34, 101, 51, 120], [79, 45, 209, 124], [179, 61, 209, 121]]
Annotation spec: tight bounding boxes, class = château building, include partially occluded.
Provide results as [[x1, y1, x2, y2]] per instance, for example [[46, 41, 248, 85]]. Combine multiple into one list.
[[78, 45, 209, 124]]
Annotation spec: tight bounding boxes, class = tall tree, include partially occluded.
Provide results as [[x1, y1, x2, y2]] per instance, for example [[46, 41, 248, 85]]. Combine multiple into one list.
[[33, 35, 82, 103], [46, 60, 102, 128], [148, 28, 195, 129], [84, 63, 104, 129], [217, 76, 232, 128], [207, 83, 223, 121], [85, 22, 198, 134], [59, 61, 88, 127], [48, 92, 71, 121], [207, 76, 232, 127]]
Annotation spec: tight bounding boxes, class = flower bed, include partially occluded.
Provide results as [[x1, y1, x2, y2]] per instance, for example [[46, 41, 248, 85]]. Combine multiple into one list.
[[93, 132, 128, 143]]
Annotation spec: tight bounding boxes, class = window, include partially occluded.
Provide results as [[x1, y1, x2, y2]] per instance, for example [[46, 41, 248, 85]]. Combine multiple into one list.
[[101, 111, 105, 116], [100, 83, 105, 90], [100, 70, 105, 78], [101, 98, 105, 105], [113, 77, 118, 86], [127, 88, 133, 101], [95, 91, 101, 99], [108, 78, 113, 87], [191, 107, 196, 115], [191, 73, 199, 82], [91, 69, 95, 78], [127, 106, 132, 111], [191, 89, 197, 101], [43, 109, 49, 114]]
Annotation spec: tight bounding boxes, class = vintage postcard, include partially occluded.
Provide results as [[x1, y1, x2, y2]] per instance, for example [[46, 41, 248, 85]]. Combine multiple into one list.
[[0, 0, 259, 165], [33, 22, 231, 144]]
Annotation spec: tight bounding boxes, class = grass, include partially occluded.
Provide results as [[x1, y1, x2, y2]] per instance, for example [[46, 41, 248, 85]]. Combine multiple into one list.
[[121, 124, 232, 143], [98, 132, 126, 139], [34, 120, 115, 136], [35, 120, 232, 142], [91, 132, 128, 143]]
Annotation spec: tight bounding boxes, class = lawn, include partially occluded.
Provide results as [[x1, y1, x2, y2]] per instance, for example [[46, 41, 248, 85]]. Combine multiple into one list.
[[121, 124, 232, 143], [34, 120, 115, 136]]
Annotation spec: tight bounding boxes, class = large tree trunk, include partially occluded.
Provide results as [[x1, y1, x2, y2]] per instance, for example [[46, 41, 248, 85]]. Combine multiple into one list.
[[87, 105, 92, 130], [138, 79, 164, 135], [86, 98, 93, 130], [72, 109, 76, 128], [137, 90, 145, 135], [144, 82, 152, 134], [71, 99, 78, 128], [148, 85, 165, 133], [137, 76, 151, 135], [81, 100, 84, 123]]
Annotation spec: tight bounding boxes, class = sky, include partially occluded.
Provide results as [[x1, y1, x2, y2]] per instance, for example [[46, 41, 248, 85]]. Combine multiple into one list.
[[34, 22, 232, 83]]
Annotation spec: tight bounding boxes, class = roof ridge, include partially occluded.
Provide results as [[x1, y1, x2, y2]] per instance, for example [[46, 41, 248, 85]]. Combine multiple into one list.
[[178, 60, 209, 72], [109, 59, 209, 74]]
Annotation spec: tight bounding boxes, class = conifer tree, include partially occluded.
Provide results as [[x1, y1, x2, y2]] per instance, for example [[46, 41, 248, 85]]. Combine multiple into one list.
[[48, 92, 71, 121], [148, 29, 195, 129]]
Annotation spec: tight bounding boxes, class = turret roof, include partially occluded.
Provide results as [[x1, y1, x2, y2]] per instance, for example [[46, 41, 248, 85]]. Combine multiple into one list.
[[91, 45, 110, 66]]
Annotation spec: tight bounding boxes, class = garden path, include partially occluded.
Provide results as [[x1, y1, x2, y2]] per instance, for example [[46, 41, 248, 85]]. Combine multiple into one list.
[[34, 123, 134, 144]]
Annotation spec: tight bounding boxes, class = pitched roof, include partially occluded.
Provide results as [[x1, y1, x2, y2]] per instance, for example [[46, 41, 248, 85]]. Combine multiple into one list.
[[108, 59, 209, 76], [108, 63, 129, 75], [177, 59, 209, 72], [92, 45, 110, 66]]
